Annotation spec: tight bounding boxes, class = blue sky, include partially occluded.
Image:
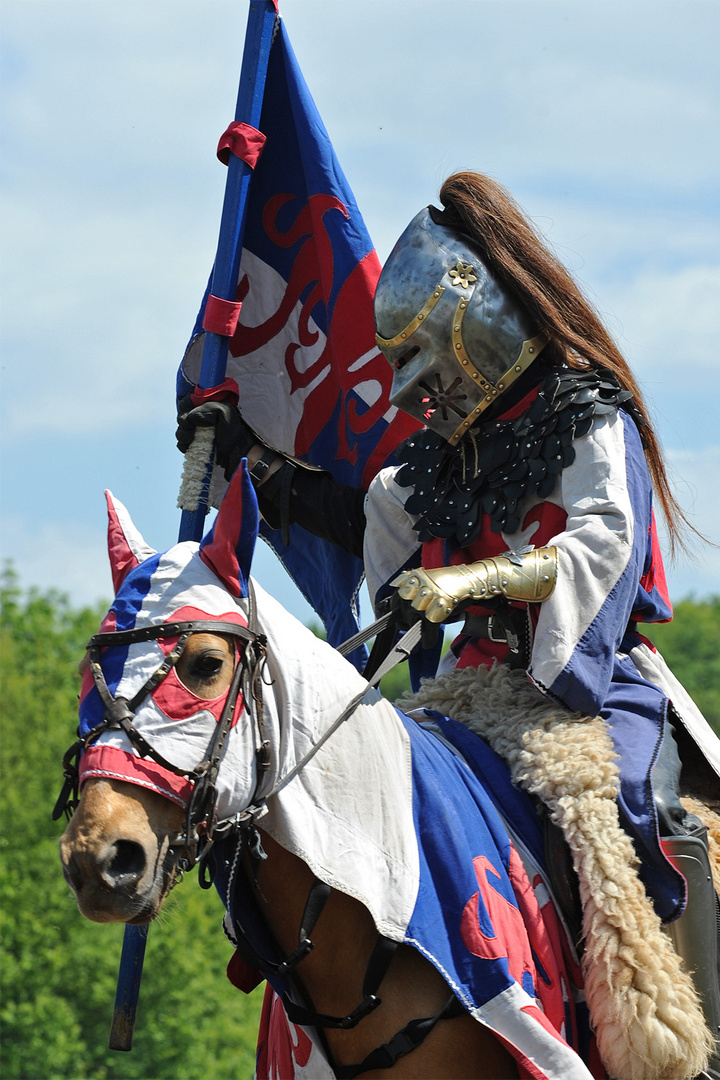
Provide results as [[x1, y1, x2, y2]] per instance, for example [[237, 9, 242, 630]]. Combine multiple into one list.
[[1, 0, 718, 625]]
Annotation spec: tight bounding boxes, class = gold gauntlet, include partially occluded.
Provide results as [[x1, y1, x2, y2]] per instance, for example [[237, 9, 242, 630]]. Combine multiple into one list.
[[392, 547, 558, 624]]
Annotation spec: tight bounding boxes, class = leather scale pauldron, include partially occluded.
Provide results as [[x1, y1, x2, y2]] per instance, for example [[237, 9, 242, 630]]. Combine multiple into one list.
[[397, 367, 642, 544]]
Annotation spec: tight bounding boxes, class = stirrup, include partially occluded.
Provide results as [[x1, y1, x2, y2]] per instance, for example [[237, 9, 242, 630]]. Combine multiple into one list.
[[661, 823, 720, 1076]]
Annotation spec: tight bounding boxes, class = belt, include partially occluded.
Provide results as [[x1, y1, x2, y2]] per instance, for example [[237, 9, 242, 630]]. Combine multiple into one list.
[[461, 612, 513, 644], [461, 608, 529, 667]]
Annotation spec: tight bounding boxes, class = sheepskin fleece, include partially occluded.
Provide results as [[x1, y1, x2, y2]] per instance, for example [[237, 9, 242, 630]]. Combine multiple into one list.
[[400, 663, 715, 1080]]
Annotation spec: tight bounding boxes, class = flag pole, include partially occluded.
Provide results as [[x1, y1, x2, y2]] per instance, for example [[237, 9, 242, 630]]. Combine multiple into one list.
[[179, 0, 279, 545], [109, 0, 278, 1052]]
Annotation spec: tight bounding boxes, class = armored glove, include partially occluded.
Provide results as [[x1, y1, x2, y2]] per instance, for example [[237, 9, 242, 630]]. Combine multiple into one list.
[[176, 401, 257, 481], [391, 547, 558, 623]]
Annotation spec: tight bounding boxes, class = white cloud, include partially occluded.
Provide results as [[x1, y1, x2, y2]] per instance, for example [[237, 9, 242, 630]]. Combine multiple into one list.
[[658, 446, 720, 601], [605, 264, 720, 382], [1, 0, 718, 610]]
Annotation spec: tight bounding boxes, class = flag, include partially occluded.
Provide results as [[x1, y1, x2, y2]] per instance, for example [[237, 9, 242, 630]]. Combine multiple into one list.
[[178, 18, 418, 653]]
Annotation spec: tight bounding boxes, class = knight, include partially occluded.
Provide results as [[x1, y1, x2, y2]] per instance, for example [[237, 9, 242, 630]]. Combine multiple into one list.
[[178, 171, 720, 1074]]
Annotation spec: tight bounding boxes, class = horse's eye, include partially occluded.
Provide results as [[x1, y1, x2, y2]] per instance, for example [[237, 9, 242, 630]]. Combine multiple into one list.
[[192, 655, 225, 679]]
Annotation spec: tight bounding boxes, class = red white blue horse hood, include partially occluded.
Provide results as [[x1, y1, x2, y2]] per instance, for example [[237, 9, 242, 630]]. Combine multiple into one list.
[[79, 463, 258, 812]]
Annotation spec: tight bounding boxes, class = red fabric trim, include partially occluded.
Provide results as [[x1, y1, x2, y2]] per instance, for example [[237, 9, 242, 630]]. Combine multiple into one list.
[[203, 294, 243, 337], [634, 630, 659, 654], [189, 378, 239, 407], [226, 950, 263, 994], [637, 509, 673, 621], [79, 745, 193, 808], [493, 383, 541, 422], [216, 121, 267, 167], [106, 494, 139, 593]]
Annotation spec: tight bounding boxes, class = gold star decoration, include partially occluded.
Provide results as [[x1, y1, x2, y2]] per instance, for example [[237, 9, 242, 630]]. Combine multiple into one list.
[[448, 261, 477, 289]]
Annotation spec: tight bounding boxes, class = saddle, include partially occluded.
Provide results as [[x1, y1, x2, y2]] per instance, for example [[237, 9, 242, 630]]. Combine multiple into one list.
[[401, 663, 719, 1080]]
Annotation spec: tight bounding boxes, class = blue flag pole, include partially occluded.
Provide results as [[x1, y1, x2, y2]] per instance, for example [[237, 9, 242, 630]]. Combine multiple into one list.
[[109, 0, 278, 1052], [179, 0, 279, 545]]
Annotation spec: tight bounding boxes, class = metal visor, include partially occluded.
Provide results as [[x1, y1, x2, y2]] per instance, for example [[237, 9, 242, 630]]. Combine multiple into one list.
[[377, 263, 546, 444]]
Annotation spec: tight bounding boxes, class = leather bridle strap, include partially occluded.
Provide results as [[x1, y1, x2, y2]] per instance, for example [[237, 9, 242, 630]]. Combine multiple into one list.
[[333, 994, 464, 1079], [53, 616, 267, 823], [280, 933, 398, 1030], [84, 619, 261, 780], [231, 876, 333, 981]]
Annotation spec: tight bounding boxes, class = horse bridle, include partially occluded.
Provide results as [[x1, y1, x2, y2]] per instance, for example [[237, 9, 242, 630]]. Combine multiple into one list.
[[54, 579, 423, 872], [53, 606, 452, 1075], [53, 589, 271, 876]]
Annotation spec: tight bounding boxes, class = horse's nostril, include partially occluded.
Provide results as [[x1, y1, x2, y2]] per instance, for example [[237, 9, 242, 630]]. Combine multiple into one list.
[[102, 840, 147, 886]]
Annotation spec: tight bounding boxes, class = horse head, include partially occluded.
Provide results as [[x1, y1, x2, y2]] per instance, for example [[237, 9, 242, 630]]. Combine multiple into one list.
[[59, 462, 266, 923]]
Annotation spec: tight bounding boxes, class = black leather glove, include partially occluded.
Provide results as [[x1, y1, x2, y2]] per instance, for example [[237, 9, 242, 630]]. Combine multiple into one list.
[[176, 401, 257, 480], [390, 590, 439, 651]]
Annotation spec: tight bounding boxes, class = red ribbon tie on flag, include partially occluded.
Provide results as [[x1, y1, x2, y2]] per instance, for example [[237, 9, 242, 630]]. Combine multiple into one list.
[[217, 122, 267, 168], [202, 294, 243, 337]]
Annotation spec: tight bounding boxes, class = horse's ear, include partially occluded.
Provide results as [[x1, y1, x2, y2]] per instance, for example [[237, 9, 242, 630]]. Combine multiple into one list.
[[105, 491, 157, 593], [199, 460, 258, 598]]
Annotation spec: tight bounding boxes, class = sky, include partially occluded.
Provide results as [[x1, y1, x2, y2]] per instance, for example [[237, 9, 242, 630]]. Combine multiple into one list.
[[1, 0, 719, 628]]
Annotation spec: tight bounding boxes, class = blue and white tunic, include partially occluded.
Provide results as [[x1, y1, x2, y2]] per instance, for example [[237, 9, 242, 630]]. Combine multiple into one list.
[[364, 404, 720, 921]]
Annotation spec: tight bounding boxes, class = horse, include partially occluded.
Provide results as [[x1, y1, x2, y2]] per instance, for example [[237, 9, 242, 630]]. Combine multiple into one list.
[[57, 462, 716, 1080]]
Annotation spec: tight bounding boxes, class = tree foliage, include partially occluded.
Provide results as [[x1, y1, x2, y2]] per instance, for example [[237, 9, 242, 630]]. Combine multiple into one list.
[[643, 595, 720, 736], [0, 567, 263, 1080]]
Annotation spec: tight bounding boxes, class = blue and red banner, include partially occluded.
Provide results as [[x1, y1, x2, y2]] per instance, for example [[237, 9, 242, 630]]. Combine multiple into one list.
[[178, 19, 417, 650]]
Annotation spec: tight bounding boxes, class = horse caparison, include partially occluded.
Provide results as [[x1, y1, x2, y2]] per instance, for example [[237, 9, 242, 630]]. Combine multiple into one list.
[[58, 468, 718, 1080]]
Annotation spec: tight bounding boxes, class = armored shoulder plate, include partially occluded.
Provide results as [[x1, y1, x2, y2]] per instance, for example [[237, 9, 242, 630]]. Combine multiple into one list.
[[396, 367, 639, 544]]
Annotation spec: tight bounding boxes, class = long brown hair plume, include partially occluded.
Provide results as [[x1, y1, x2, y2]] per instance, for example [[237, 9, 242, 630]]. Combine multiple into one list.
[[438, 170, 695, 555]]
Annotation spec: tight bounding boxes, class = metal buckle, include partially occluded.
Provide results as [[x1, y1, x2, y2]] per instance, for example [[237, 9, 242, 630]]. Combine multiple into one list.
[[486, 615, 506, 644]]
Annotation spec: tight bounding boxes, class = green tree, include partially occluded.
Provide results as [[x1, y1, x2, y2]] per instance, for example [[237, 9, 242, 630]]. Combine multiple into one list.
[[643, 595, 720, 736], [0, 568, 263, 1080]]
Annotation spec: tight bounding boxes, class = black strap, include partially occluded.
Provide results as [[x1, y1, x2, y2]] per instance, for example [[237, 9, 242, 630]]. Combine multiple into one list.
[[333, 994, 464, 1079], [281, 933, 398, 1030], [461, 602, 530, 669], [279, 461, 295, 547], [362, 616, 400, 681], [231, 876, 333, 981], [249, 448, 277, 484], [90, 619, 259, 648]]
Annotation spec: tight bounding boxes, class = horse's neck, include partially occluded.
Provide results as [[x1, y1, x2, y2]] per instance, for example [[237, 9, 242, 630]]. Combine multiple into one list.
[[251, 830, 380, 1011], [249, 830, 521, 1080], [252, 581, 421, 941]]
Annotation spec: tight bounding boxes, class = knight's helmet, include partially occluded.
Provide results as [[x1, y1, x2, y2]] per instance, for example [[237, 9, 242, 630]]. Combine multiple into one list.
[[374, 207, 547, 444]]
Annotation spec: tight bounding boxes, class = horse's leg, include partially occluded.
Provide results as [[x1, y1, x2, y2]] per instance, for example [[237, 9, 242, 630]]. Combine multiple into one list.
[[250, 831, 519, 1079]]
